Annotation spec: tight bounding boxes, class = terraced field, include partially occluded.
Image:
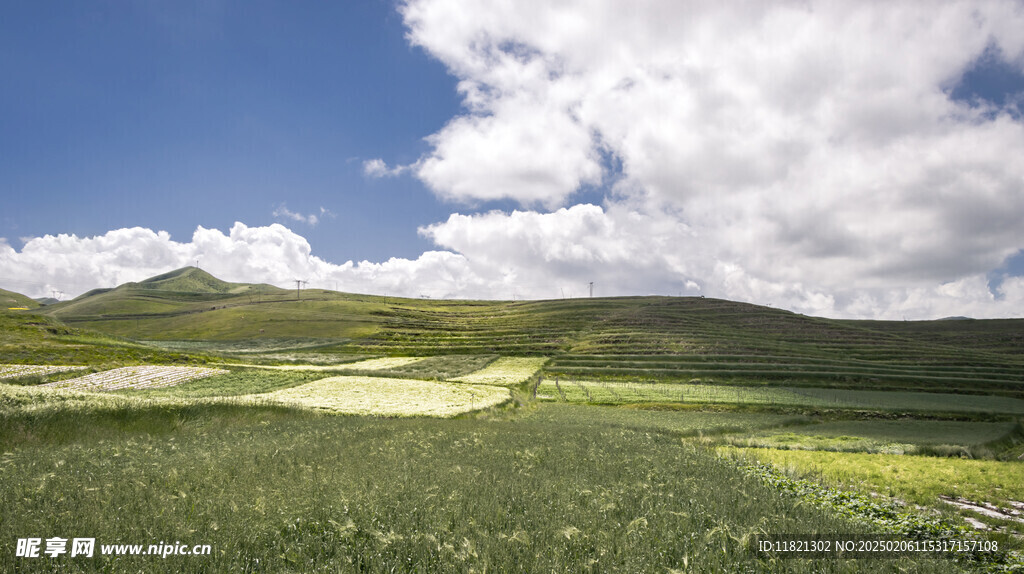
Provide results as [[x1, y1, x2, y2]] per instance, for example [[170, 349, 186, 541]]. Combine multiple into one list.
[[448, 356, 547, 386], [544, 353, 1024, 395]]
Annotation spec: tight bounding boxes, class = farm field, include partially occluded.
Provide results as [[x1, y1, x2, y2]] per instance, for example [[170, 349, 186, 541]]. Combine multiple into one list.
[[525, 403, 809, 436], [1, 397, 969, 573], [718, 420, 1020, 455], [3, 269, 1024, 571], [258, 375, 511, 417], [536, 379, 1024, 415], [448, 356, 547, 386], [40, 366, 229, 391], [0, 364, 88, 379], [725, 447, 1024, 534]]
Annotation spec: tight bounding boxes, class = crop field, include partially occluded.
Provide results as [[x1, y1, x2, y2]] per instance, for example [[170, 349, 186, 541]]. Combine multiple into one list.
[[4, 271, 1024, 571], [258, 376, 511, 417], [537, 379, 1024, 414], [1, 400, 971, 573], [545, 353, 1024, 395], [0, 364, 88, 379], [448, 356, 547, 386], [720, 420, 1019, 455], [725, 447, 1024, 534], [40, 366, 230, 391], [214, 357, 430, 371], [112, 369, 328, 398], [525, 403, 808, 436], [331, 356, 428, 370]]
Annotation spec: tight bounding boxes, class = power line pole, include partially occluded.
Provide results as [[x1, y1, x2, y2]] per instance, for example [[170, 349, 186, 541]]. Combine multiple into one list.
[[294, 279, 307, 301]]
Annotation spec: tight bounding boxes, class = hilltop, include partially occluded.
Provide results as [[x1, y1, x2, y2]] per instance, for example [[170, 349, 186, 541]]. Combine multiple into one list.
[[132, 266, 256, 294]]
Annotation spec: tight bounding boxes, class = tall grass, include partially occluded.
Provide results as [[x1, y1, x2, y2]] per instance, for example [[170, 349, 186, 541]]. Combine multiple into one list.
[[1, 403, 959, 572]]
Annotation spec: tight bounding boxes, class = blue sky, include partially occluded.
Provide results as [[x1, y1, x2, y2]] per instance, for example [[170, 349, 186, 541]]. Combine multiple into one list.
[[2, 1, 1024, 319], [1, 1, 461, 262]]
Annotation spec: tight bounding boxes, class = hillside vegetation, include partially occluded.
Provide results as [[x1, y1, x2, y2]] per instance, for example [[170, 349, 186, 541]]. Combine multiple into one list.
[[1, 287, 39, 310], [4, 269, 1024, 570], [31, 267, 1024, 398]]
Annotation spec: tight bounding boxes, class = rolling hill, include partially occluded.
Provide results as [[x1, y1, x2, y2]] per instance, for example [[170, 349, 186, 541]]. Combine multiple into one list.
[[23, 267, 1024, 397], [0, 287, 39, 309]]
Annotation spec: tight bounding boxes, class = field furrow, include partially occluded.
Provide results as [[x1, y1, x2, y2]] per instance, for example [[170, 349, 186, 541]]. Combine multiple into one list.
[[0, 364, 88, 379], [41, 366, 229, 391]]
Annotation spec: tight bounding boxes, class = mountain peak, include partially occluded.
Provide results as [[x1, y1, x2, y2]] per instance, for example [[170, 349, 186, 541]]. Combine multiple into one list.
[[133, 267, 235, 293]]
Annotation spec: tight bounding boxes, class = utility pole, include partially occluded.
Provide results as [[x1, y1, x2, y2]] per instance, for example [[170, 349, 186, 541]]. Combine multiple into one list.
[[294, 279, 307, 301]]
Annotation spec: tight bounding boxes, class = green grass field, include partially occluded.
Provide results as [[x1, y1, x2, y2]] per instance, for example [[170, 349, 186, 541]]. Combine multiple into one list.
[[2, 398, 969, 573], [3, 269, 1024, 571]]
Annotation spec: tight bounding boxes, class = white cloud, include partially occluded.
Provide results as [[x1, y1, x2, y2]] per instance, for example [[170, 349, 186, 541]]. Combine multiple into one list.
[[392, 0, 1024, 318], [2, 220, 1022, 319], [0, 224, 493, 301], [363, 158, 408, 178], [272, 204, 326, 226]]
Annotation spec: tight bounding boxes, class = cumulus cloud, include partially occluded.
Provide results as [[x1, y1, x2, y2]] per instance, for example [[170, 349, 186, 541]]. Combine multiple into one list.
[[272, 204, 332, 226], [2, 219, 1022, 319], [363, 158, 408, 178], [0, 224, 491, 301], [392, 0, 1024, 318]]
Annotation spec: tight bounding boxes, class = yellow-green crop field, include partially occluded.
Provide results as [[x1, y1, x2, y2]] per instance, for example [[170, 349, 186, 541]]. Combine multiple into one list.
[[332, 356, 428, 370], [259, 375, 511, 417], [722, 447, 1024, 528], [449, 356, 547, 386]]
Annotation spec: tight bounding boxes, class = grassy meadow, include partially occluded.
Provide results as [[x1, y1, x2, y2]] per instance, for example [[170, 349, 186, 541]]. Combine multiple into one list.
[[2, 268, 1024, 571]]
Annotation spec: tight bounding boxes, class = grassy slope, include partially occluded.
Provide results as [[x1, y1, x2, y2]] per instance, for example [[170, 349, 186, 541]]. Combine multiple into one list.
[[0, 287, 40, 309], [0, 310, 211, 367], [22, 267, 1024, 396]]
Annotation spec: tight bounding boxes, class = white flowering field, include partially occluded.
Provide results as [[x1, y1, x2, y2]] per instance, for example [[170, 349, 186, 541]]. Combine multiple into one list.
[[41, 366, 230, 392], [0, 364, 88, 380], [261, 376, 510, 417], [449, 357, 548, 387]]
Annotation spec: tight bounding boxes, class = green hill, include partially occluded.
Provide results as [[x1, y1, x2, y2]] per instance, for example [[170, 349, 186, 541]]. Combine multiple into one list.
[[0, 287, 39, 309], [133, 266, 251, 294], [22, 267, 1024, 397]]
